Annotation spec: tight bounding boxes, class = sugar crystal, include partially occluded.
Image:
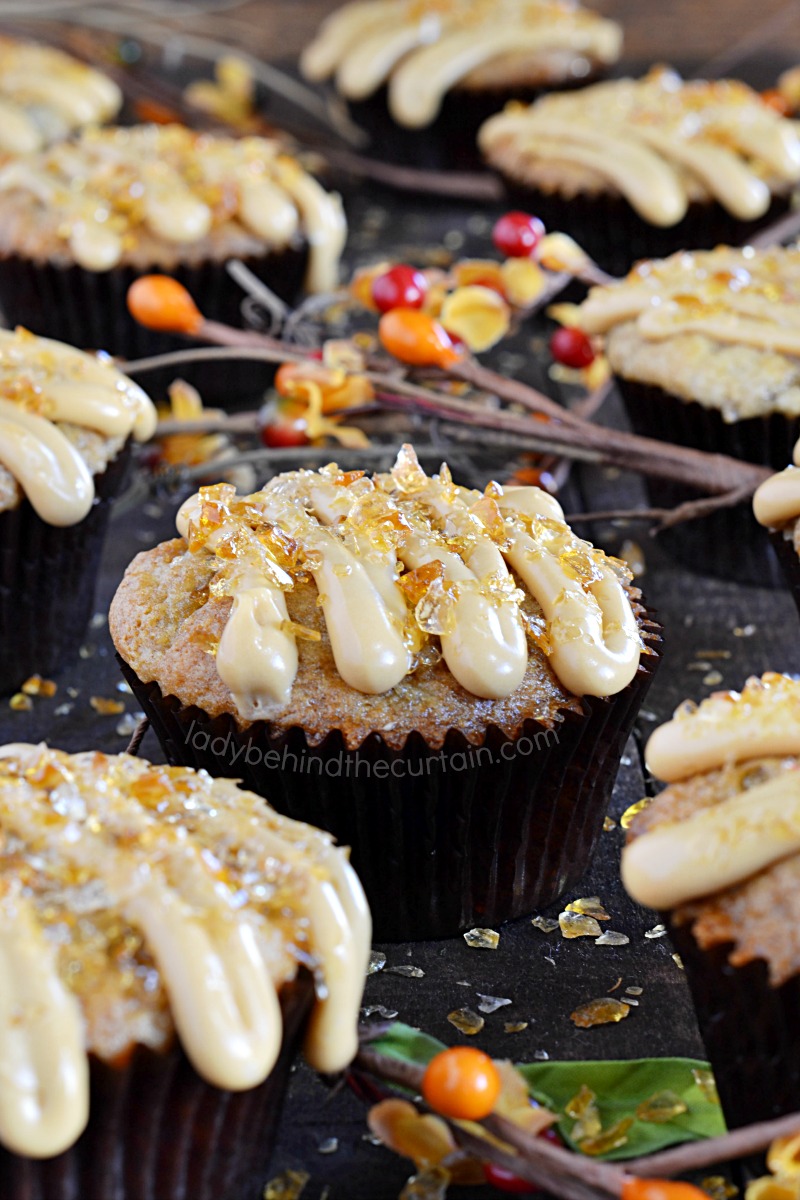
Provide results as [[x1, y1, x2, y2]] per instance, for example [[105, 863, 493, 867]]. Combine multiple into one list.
[[463, 927, 499, 949], [571, 998, 630, 1028], [447, 1008, 484, 1035], [559, 911, 602, 938]]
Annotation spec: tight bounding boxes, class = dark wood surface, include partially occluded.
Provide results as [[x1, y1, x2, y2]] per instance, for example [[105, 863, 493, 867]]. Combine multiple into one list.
[[3, 3, 800, 1195]]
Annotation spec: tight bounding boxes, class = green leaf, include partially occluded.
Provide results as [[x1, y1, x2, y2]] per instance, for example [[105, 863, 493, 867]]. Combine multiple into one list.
[[369, 1023, 726, 1161]]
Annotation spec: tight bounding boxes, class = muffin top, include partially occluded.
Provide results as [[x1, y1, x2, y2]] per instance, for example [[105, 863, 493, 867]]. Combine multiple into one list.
[[109, 445, 652, 749], [479, 66, 800, 225], [0, 37, 121, 157], [0, 742, 370, 1158], [0, 124, 347, 291], [573, 244, 800, 419], [300, 0, 622, 128], [622, 673, 800, 985], [0, 326, 156, 525]]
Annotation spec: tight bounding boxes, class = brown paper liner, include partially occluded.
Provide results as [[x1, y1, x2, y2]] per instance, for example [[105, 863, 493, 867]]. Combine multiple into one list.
[[0, 443, 131, 695], [117, 617, 661, 941], [494, 180, 793, 277], [668, 921, 800, 1130], [616, 377, 800, 588], [0, 246, 308, 403], [0, 972, 314, 1200], [770, 527, 800, 612]]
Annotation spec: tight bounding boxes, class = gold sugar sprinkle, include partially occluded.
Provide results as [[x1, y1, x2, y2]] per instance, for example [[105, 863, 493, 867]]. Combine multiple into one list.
[[21, 675, 57, 697], [447, 1007, 485, 1036], [571, 998, 630, 1029], [699, 1177, 737, 1200], [566, 1083, 601, 1140], [620, 798, 651, 829], [463, 927, 499, 950], [263, 1169, 311, 1200], [531, 916, 559, 934], [672, 953, 684, 970], [559, 911, 602, 939], [579, 1117, 634, 1156], [636, 1090, 688, 1123], [645, 924, 667, 939], [692, 1068, 720, 1105], [595, 931, 630, 946], [566, 897, 610, 921], [504, 1021, 528, 1033], [603, 816, 617, 831], [9, 693, 32, 711], [90, 697, 126, 716]]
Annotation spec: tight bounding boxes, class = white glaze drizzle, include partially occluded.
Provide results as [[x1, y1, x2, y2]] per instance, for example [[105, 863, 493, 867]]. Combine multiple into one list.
[[645, 672, 800, 783], [0, 327, 156, 525], [479, 68, 800, 224], [0, 743, 371, 1158], [0, 126, 346, 293], [302, 0, 622, 127], [175, 447, 642, 716]]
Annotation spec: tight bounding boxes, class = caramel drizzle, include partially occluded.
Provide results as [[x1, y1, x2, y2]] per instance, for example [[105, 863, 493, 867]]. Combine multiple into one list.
[[176, 446, 641, 717], [0, 328, 156, 525], [0, 744, 370, 1158]]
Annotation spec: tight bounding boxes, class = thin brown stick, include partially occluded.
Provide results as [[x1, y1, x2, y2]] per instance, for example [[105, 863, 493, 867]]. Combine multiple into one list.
[[626, 1110, 800, 1176], [318, 147, 504, 201], [566, 485, 758, 532], [124, 716, 150, 757], [749, 207, 800, 249]]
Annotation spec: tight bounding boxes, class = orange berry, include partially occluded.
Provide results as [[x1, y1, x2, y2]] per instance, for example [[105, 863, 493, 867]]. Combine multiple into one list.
[[761, 88, 792, 115], [127, 275, 203, 335], [378, 308, 461, 368], [621, 1179, 712, 1200], [421, 1047, 502, 1121]]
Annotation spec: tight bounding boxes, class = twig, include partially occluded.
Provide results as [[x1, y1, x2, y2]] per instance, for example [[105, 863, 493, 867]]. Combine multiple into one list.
[[749, 207, 800, 249], [566, 484, 758, 532], [695, 0, 800, 77], [319, 147, 503, 201], [124, 716, 150, 757], [626, 1110, 800, 1176]]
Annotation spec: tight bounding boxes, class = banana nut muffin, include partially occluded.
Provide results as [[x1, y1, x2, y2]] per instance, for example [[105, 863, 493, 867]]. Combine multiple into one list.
[[0, 124, 347, 357], [110, 445, 660, 938], [623, 673, 800, 1127], [479, 67, 800, 273], [301, 0, 622, 168], [0, 37, 121, 158], [0, 742, 369, 1198], [0, 326, 156, 690]]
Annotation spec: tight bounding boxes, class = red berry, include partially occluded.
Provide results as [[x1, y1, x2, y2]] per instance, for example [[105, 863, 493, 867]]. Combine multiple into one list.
[[549, 326, 596, 369], [258, 403, 309, 448], [492, 212, 545, 258], [371, 264, 428, 313], [538, 1126, 563, 1146], [483, 1162, 539, 1194]]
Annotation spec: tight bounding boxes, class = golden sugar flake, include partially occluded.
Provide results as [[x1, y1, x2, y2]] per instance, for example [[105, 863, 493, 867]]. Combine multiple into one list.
[[700, 1178, 738, 1200], [463, 927, 499, 950], [9, 693, 32, 711], [392, 445, 429, 495], [559, 911, 603, 939], [603, 816, 617, 831], [566, 1084, 601, 1140], [566, 897, 611, 921], [531, 916, 559, 934], [504, 1021, 529, 1033], [570, 998, 631, 1029], [636, 1090, 688, 1123], [620, 798, 652, 829], [579, 1117, 634, 1157], [447, 1008, 485, 1036], [90, 697, 126, 716], [263, 1169, 311, 1200], [280, 620, 321, 643], [692, 1068, 720, 1105], [21, 675, 57, 698]]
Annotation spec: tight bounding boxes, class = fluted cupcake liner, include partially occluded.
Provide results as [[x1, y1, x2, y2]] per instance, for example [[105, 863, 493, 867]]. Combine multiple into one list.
[[0, 973, 314, 1200], [770, 528, 800, 612], [345, 74, 603, 172], [616, 377, 800, 588], [668, 921, 800, 1130], [0, 444, 131, 695], [0, 247, 308, 404], [494, 182, 793, 278], [117, 616, 660, 942]]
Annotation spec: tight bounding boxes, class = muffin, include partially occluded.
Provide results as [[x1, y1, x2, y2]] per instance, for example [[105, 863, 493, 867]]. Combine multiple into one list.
[[753, 440, 800, 606], [0, 325, 156, 693], [573, 242, 800, 584], [0, 124, 347, 366], [110, 444, 661, 940], [479, 67, 800, 275], [300, 0, 622, 170], [0, 742, 370, 1198], [621, 673, 800, 1129], [0, 37, 121, 158]]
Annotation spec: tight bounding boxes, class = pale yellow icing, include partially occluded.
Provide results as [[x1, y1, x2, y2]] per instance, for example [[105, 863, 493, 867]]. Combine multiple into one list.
[[0, 126, 346, 293], [0, 328, 156, 525], [621, 767, 800, 910], [302, 0, 622, 127], [0, 39, 121, 157], [0, 743, 371, 1158], [645, 672, 800, 783], [577, 245, 800, 360], [175, 446, 642, 718], [479, 68, 800, 224], [753, 436, 800, 527]]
